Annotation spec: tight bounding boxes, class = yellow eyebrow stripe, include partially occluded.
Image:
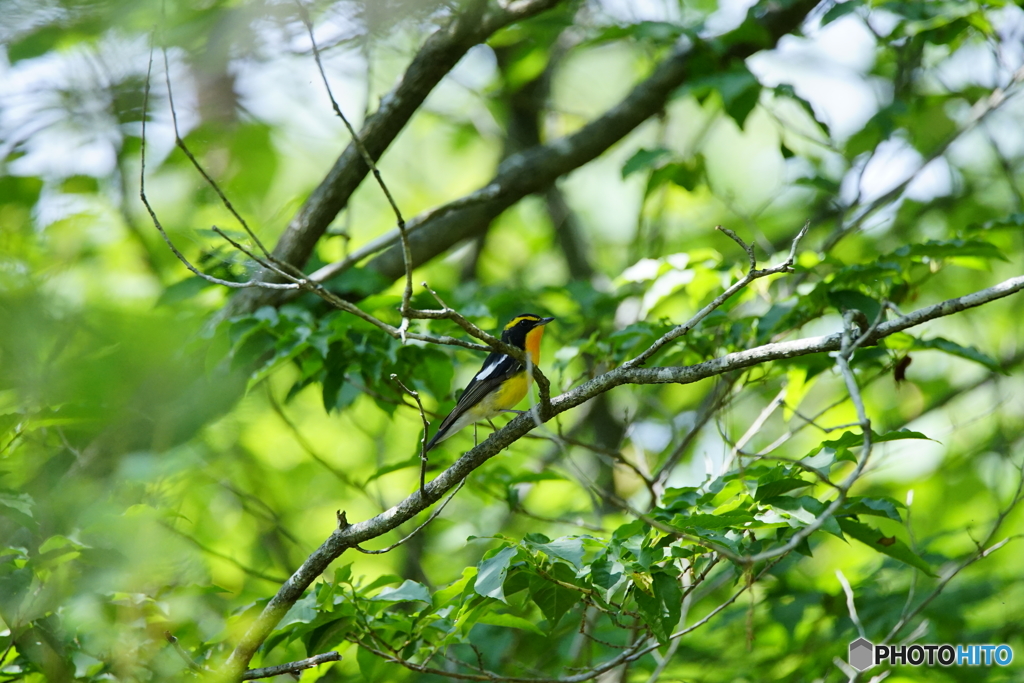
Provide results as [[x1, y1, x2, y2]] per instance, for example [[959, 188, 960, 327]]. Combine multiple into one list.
[[504, 314, 539, 329]]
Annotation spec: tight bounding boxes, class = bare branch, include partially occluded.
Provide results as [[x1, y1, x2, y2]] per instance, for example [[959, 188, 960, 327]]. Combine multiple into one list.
[[159, 48, 273, 262], [240, 652, 341, 680], [296, 0, 415, 336], [258, 0, 820, 307], [355, 480, 464, 555], [225, 0, 568, 316], [138, 48, 299, 292], [164, 632, 202, 672], [391, 373, 430, 494], [625, 221, 810, 369], [836, 570, 866, 640]]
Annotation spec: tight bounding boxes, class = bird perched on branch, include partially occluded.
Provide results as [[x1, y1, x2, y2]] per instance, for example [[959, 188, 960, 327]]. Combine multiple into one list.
[[425, 313, 554, 451]]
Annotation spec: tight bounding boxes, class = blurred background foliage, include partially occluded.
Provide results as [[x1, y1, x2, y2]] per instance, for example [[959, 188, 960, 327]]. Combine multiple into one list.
[[1, 0, 1024, 681]]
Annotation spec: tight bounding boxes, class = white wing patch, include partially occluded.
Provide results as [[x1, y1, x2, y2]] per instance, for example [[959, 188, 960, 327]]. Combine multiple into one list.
[[474, 358, 502, 382]]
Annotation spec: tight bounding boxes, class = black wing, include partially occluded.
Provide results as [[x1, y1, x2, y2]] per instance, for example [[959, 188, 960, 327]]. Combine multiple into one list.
[[425, 351, 523, 450]]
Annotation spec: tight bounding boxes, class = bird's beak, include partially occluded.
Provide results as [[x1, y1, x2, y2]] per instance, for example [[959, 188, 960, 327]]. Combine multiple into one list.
[[539, 317, 555, 325]]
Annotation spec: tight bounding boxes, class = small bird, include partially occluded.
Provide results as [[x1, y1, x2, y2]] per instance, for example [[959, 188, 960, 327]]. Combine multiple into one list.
[[425, 313, 554, 451]]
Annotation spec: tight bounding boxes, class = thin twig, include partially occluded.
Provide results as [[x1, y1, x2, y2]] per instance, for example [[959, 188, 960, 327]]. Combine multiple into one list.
[[836, 570, 866, 639], [138, 47, 299, 292], [883, 460, 1024, 644], [720, 386, 786, 475], [164, 632, 203, 672], [355, 479, 466, 555], [391, 374, 431, 494], [296, 0, 415, 337], [624, 221, 810, 369], [159, 49, 273, 262]]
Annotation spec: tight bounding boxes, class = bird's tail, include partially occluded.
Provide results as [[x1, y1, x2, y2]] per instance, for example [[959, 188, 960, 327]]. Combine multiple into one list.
[[424, 429, 443, 453]]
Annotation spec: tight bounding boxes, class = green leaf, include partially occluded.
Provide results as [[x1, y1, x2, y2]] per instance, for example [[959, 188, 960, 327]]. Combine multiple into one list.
[[827, 289, 881, 322], [361, 574, 402, 593], [0, 491, 34, 517], [305, 617, 353, 657], [841, 497, 904, 522], [709, 67, 762, 129], [372, 580, 432, 604], [278, 592, 318, 629], [978, 212, 1024, 231], [822, 0, 862, 25], [754, 476, 810, 502], [527, 536, 585, 570], [612, 519, 648, 542], [529, 564, 581, 630], [677, 65, 762, 129], [590, 554, 624, 593], [774, 84, 831, 136], [836, 518, 935, 576], [476, 611, 546, 636], [661, 487, 701, 510], [585, 21, 687, 48], [795, 176, 840, 194], [474, 546, 518, 603], [7, 24, 66, 62], [673, 510, 755, 531], [622, 147, 671, 178], [652, 571, 682, 638], [357, 645, 387, 683], [633, 570, 682, 644], [0, 567, 33, 623], [647, 155, 706, 194], [765, 496, 844, 539], [846, 102, 904, 157], [820, 429, 933, 451], [911, 337, 1002, 372], [893, 239, 1007, 262]]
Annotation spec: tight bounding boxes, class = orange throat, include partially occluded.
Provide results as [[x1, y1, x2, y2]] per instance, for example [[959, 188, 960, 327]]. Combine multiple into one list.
[[525, 326, 545, 367]]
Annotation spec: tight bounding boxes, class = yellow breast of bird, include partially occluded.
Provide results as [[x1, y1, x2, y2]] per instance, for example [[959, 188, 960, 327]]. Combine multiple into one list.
[[467, 371, 529, 420]]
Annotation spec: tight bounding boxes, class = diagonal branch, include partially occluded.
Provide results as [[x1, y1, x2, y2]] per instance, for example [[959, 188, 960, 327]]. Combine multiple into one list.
[[240, 652, 341, 680], [220, 269, 1024, 679], [274, 0, 821, 301], [624, 222, 809, 368], [225, 0, 567, 316]]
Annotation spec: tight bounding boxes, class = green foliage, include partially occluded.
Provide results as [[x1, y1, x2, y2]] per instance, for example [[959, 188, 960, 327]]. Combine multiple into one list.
[[2, 0, 1023, 681]]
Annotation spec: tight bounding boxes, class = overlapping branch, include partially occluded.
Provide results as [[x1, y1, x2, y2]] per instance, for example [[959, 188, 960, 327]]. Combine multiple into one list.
[[249, 0, 821, 307], [225, 0, 568, 316]]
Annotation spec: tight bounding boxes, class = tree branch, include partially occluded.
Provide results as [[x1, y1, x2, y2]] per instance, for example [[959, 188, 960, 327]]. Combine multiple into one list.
[[276, 0, 821, 301], [220, 269, 1024, 678], [225, 0, 567, 316], [240, 652, 341, 680]]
